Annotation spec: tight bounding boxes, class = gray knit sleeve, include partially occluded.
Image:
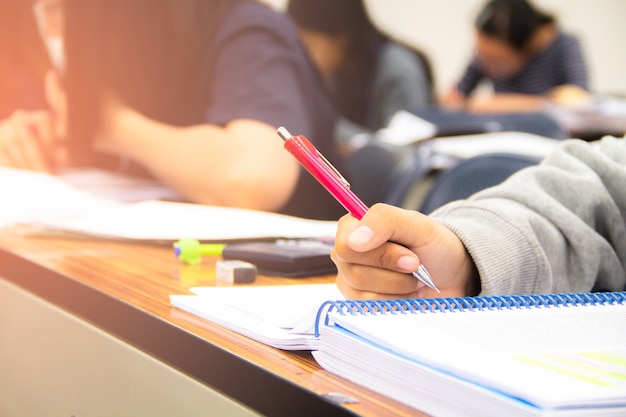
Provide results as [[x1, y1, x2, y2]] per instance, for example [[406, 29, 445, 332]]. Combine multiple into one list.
[[430, 136, 626, 295]]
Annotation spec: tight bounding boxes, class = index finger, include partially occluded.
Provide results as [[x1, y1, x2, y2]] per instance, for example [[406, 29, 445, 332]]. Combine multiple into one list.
[[346, 203, 439, 253]]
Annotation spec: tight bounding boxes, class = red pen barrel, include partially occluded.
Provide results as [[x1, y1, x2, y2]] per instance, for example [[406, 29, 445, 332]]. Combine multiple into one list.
[[284, 135, 368, 219], [278, 127, 439, 291]]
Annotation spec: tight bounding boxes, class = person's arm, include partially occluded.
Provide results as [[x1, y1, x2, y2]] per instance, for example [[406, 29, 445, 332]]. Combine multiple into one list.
[[94, 103, 300, 211], [332, 136, 626, 299], [440, 86, 466, 110], [441, 57, 482, 109], [556, 34, 588, 91], [465, 92, 548, 113], [90, 6, 320, 212], [544, 36, 591, 106], [467, 34, 590, 113], [432, 136, 626, 295]]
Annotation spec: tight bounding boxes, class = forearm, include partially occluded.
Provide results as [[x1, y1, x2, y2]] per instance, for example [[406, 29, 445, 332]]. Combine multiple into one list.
[[466, 93, 547, 113], [468, 86, 589, 114], [97, 109, 300, 210]]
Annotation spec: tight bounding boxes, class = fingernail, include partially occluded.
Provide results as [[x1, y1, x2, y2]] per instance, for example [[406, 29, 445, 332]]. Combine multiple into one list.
[[398, 255, 419, 272], [349, 225, 374, 246]]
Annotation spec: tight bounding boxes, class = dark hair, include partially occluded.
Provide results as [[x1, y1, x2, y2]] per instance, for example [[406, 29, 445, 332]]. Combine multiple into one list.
[[286, 0, 384, 68], [476, 0, 555, 51], [63, 0, 240, 163], [287, 0, 435, 117]]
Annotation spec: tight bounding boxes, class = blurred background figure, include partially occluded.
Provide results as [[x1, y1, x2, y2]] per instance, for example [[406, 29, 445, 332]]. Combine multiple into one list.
[[287, 0, 435, 153], [0, 0, 62, 173], [0, 0, 52, 118], [62, 0, 346, 219], [442, 0, 590, 114], [1, 0, 347, 220]]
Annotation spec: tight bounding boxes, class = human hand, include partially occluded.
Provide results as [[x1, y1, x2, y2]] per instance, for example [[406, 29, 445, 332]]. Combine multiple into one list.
[[331, 203, 478, 300], [0, 110, 60, 172], [440, 87, 466, 110]]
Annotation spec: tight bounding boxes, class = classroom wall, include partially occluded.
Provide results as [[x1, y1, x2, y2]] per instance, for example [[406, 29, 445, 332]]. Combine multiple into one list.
[[264, 0, 626, 97]]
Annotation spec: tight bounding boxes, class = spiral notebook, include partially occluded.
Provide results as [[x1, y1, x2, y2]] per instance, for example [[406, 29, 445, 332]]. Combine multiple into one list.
[[313, 292, 626, 417]]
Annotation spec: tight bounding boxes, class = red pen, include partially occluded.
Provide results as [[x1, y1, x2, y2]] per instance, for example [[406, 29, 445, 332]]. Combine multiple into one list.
[[277, 127, 439, 292]]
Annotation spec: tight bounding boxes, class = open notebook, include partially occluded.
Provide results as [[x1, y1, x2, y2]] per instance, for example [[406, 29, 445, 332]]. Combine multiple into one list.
[[314, 292, 626, 417], [0, 167, 337, 242], [170, 284, 626, 417]]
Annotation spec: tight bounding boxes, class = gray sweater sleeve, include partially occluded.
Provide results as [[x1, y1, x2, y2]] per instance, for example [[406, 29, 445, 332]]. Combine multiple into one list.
[[430, 136, 626, 295]]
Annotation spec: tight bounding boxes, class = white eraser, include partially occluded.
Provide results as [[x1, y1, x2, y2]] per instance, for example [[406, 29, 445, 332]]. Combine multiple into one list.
[[216, 260, 257, 283]]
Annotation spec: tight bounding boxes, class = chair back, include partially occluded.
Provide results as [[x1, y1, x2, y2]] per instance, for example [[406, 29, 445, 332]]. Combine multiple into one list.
[[419, 153, 540, 214]]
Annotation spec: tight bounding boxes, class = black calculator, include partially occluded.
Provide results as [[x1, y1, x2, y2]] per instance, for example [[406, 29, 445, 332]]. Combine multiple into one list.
[[222, 239, 336, 277]]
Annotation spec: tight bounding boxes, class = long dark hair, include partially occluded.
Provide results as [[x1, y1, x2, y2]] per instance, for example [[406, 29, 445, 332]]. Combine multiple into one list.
[[476, 0, 555, 51], [287, 0, 434, 118], [286, 0, 384, 71], [63, 0, 240, 163]]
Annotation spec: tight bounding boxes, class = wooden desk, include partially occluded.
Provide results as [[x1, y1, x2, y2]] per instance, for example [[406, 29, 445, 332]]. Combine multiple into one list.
[[0, 227, 425, 417]]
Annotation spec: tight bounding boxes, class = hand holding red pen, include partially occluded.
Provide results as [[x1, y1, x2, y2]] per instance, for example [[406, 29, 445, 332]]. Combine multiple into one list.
[[277, 127, 440, 294], [332, 203, 480, 300]]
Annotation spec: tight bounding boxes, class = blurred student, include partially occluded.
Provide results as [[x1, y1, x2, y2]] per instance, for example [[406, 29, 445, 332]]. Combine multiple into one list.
[[0, 0, 345, 220], [443, 0, 589, 114], [331, 135, 626, 299], [0, 0, 62, 171], [0, 0, 51, 118], [287, 0, 434, 152]]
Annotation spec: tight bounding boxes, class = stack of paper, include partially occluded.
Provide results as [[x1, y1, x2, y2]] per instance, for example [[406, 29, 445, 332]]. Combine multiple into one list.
[[171, 284, 343, 350], [0, 167, 338, 242]]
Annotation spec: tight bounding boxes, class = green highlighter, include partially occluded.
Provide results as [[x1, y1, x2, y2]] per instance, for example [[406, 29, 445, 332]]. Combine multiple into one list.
[[173, 239, 226, 265]]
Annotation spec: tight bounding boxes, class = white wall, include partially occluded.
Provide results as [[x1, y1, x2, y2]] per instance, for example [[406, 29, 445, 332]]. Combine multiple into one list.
[[263, 0, 626, 97]]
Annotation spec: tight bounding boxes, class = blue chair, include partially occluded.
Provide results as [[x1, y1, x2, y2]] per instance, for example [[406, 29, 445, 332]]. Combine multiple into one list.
[[419, 153, 540, 214]]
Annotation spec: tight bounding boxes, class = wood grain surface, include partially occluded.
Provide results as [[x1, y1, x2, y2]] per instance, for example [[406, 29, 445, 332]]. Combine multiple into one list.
[[0, 226, 428, 417]]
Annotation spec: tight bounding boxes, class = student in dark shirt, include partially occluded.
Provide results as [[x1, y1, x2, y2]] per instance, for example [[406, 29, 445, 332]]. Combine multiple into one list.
[[287, 0, 434, 153], [0, 0, 344, 220], [443, 0, 589, 113]]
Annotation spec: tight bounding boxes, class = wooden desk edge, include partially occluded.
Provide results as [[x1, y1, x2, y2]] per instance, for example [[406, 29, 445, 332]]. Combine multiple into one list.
[[0, 245, 359, 417]]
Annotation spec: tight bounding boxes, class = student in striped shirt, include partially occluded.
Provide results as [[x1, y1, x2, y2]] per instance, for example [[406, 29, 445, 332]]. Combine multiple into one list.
[[443, 0, 589, 114]]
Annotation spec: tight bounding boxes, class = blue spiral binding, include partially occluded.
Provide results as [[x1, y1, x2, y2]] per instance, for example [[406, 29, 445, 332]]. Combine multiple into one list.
[[314, 292, 626, 337]]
